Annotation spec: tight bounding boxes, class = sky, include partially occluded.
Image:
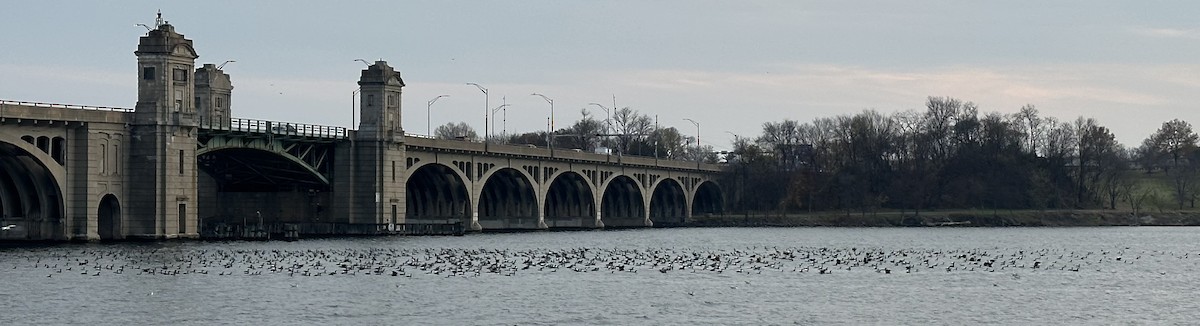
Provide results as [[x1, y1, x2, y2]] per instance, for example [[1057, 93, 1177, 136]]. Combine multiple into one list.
[[2, 1, 1200, 150]]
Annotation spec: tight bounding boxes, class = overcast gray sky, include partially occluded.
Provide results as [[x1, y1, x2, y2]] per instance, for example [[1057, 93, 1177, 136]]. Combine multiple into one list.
[[3, 1, 1199, 149]]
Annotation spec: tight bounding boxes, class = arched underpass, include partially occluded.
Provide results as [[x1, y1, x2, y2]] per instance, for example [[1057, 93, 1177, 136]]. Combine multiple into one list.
[[97, 194, 121, 241], [0, 140, 63, 240], [478, 168, 538, 230], [406, 163, 471, 225], [196, 148, 330, 228], [650, 179, 687, 227], [601, 175, 645, 227], [692, 181, 724, 217], [544, 172, 596, 228]]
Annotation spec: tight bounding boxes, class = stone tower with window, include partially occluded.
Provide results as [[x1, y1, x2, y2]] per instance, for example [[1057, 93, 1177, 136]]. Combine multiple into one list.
[[127, 15, 200, 239], [194, 63, 233, 129], [334, 61, 407, 225]]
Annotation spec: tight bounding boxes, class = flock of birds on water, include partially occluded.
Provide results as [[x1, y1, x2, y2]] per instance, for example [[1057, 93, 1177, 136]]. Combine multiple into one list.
[[2, 244, 1191, 279]]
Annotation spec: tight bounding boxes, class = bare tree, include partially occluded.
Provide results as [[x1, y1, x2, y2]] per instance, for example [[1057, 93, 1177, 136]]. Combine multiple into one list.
[[434, 122, 478, 141]]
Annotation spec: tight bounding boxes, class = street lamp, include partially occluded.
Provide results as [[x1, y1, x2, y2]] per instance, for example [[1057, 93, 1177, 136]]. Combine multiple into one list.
[[350, 59, 373, 131], [427, 95, 449, 136], [531, 93, 554, 149], [684, 117, 700, 148], [491, 103, 510, 139], [588, 103, 612, 137], [467, 83, 488, 144], [685, 118, 701, 165], [351, 88, 360, 129]]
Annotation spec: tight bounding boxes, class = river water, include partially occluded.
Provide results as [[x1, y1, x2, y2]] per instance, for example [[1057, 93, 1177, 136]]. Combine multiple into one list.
[[3, 227, 1200, 325]]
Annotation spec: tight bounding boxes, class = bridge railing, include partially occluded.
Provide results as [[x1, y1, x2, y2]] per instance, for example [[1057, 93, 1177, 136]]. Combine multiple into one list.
[[200, 117, 348, 139], [0, 99, 133, 113]]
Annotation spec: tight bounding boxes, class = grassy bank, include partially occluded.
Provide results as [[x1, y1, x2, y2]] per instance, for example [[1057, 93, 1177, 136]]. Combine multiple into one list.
[[689, 210, 1200, 227]]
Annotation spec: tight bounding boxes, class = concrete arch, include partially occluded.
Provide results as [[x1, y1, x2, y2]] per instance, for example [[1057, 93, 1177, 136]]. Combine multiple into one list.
[[0, 132, 66, 186], [475, 167, 539, 230], [649, 178, 687, 226], [407, 160, 472, 189], [543, 171, 598, 228], [97, 194, 121, 240], [197, 147, 329, 189], [600, 174, 646, 228], [0, 134, 66, 240], [691, 180, 724, 217], [405, 162, 471, 225], [477, 164, 538, 189]]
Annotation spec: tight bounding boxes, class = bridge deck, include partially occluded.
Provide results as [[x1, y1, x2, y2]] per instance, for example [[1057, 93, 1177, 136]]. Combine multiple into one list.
[[404, 136, 722, 172], [2, 99, 720, 171]]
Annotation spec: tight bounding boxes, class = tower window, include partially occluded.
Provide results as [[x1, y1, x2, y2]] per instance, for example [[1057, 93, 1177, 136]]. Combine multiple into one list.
[[367, 94, 375, 107], [143, 67, 156, 80], [172, 68, 188, 82], [216, 97, 224, 109]]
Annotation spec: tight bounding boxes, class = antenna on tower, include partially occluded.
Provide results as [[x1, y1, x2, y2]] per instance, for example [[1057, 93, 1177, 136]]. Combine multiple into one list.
[[155, 10, 164, 28]]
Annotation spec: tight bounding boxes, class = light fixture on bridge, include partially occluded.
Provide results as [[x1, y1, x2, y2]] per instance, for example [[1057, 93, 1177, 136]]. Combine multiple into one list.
[[427, 94, 449, 136], [467, 83, 488, 145], [531, 93, 554, 149]]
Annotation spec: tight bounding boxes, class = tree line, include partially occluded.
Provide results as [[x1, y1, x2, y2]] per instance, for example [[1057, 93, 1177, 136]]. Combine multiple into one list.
[[720, 96, 1200, 216], [431, 96, 1200, 215], [434, 107, 717, 162]]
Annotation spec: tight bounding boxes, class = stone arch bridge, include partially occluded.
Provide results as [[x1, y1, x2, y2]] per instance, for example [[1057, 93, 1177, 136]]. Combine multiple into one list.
[[0, 19, 721, 241], [0, 100, 723, 241]]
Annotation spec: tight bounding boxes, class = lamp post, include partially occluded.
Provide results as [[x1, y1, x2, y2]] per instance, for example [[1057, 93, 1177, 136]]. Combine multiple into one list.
[[684, 117, 700, 152], [588, 103, 612, 138], [531, 93, 554, 149], [351, 88, 360, 129], [502, 97, 509, 138], [427, 95, 449, 136], [490, 103, 510, 139], [350, 59, 373, 131], [466, 83, 488, 145]]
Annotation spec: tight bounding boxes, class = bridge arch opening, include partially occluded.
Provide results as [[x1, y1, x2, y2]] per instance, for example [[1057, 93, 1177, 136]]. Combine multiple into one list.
[[601, 175, 645, 227], [97, 194, 121, 240], [197, 147, 331, 228], [478, 168, 538, 229], [544, 171, 596, 228], [692, 181, 724, 217], [650, 179, 687, 226], [197, 148, 329, 191], [0, 139, 64, 240], [406, 163, 471, 224]]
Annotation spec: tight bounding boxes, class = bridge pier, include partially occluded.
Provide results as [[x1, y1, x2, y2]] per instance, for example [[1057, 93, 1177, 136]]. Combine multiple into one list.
[[594, 206, 605, 228]]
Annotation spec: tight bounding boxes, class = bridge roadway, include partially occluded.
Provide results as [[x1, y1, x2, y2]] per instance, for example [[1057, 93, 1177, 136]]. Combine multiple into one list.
[[0, 99, 723, 241]]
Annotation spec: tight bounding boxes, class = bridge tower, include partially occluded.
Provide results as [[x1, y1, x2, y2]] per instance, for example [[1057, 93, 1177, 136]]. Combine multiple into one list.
[[335, 61, 407, 225], [194, 63, 232, 128], [126, 16, 200, 239]]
